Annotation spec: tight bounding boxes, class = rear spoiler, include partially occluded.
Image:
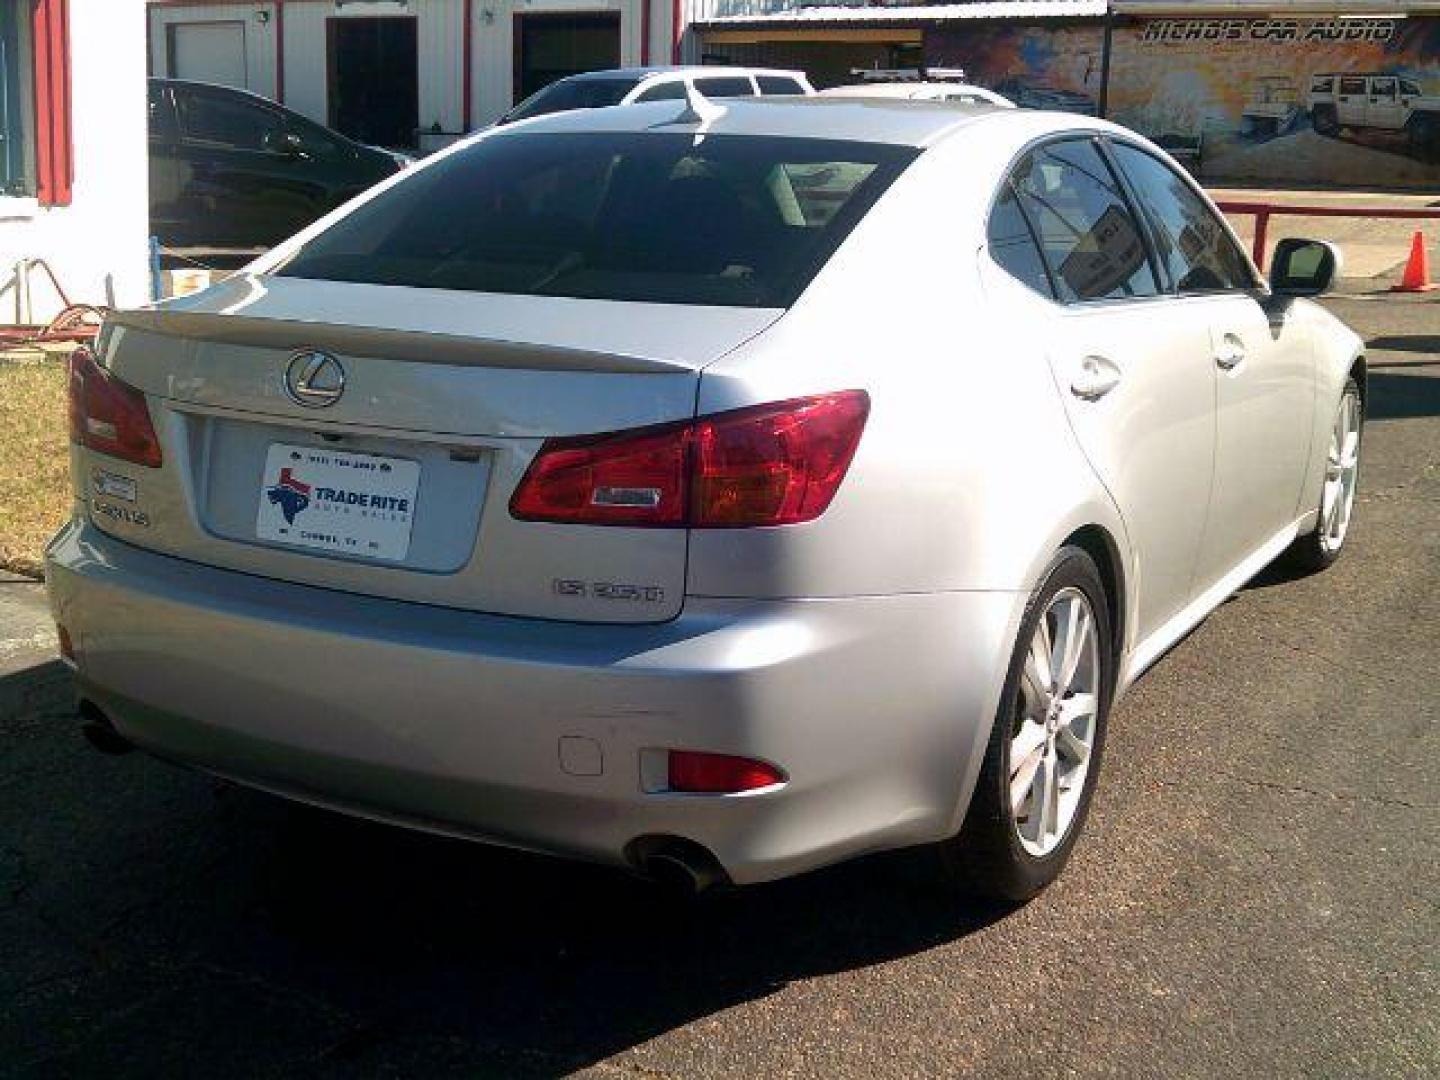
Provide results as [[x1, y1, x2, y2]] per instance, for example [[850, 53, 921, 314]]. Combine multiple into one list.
[[108, 308, 693, 375]]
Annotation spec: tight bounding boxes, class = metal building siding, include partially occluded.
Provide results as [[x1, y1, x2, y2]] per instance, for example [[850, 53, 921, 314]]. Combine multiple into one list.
[[469, 0, 634, 128], [282, 0, 466, 134], [147, 0, 664, 132], [149, 3, 278, 99], [274, 4, 325, 124]]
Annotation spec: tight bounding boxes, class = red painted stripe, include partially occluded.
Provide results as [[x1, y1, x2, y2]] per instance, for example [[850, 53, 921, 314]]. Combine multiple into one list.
[[671, 0, 681, 63], [32, 0, 73, 207], [640, 0, 651, 65]]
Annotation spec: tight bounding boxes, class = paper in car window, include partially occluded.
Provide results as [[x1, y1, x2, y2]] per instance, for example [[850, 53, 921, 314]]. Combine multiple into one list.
[[1057, 205, 1147, 299]]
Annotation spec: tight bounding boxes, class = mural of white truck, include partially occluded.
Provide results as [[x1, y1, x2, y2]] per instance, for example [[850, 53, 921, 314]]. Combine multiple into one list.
[[1309, 73, 1440, 159], [1240, 77, 1305, 139]]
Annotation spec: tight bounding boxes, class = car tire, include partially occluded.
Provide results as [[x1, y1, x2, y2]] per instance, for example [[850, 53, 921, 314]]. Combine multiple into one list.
[[1285, 376, 1363, 575], [1313, 107, 1339, 137], [941, 545, 1113, 903], [1408, 115, 1440, 161]]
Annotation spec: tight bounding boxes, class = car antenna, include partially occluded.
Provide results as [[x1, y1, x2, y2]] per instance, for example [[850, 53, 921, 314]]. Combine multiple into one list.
[[671, 80, 726, 127]]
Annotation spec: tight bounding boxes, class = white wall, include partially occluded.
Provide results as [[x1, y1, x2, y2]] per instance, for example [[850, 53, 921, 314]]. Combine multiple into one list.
[[1, 0, 150, 322], [149, 2, 280, 98], [148, 0, 673, 134]]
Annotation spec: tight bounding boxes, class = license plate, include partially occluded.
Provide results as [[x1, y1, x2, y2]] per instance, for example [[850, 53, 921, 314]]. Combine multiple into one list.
[[256, 444, 420, 562]]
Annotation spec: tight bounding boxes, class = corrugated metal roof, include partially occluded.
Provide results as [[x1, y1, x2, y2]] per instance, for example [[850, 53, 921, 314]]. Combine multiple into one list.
[[697, 1, 1106, 27], [1114, 1, 1440, 12]]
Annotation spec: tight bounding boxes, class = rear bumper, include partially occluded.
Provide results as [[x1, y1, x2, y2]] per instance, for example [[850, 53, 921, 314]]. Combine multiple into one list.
[[46, 519, 1022, 884]]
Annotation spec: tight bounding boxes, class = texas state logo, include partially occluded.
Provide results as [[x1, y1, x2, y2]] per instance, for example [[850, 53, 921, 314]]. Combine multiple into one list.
[[266, 467, 312, 525]]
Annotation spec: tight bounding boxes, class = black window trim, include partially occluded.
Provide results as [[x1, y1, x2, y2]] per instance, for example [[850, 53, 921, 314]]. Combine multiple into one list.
[[1100, 133, 1267, 298], [985, 131, 1169, 310]]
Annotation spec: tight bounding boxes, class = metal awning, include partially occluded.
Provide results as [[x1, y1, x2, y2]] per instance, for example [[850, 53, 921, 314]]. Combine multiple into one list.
[[1112, 1, 1440, 12], [696, 1, 1107, 29]]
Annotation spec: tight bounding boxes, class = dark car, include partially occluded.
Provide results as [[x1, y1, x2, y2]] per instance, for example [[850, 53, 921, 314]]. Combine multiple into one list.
[[148, 78, 407, 247]]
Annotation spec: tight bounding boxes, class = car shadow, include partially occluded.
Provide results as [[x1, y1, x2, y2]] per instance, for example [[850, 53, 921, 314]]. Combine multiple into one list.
[[2, 668, 1011, 1074], [228, 799, 1008, 1071], [1365, 335, 1440, 356], [1367, 370, 1440, 422]]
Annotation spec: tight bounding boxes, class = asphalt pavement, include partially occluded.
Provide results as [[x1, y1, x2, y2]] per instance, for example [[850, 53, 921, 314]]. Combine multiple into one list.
[[1, 296, 1436, 1078]]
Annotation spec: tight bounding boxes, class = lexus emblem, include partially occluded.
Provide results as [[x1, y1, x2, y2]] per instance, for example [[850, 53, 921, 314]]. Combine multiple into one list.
[[284, 350, 346, 408]]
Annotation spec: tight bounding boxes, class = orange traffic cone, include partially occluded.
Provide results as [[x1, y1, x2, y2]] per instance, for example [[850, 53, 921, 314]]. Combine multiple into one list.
[[1392, 231, 1437, 293]]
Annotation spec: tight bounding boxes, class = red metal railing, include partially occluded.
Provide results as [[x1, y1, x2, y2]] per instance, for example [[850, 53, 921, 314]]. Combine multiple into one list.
[[1215, 200, 1440, 272]]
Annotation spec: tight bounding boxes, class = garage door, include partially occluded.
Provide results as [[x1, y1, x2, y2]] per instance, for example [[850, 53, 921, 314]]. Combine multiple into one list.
[[170, 22, 247, 89]]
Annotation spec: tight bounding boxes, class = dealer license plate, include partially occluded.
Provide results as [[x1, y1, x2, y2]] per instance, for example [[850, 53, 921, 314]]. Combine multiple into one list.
[[256, 444, 420, 562]]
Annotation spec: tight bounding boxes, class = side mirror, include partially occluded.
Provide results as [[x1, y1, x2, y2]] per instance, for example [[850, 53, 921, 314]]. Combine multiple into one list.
[[263, 129, 305, 159], [1269, 238, 1342, 297]]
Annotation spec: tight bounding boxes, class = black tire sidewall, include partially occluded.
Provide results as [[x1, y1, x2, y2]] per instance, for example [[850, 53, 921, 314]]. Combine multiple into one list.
[[947, 545, 1114, 902]]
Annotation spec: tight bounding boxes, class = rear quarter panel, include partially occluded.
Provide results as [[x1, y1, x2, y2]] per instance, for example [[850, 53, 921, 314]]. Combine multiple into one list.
[[689, 119, 1130, 602]]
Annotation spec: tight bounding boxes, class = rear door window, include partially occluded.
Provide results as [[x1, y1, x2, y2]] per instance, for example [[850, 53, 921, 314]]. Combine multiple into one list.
[[1109, 142, 1256, 293], [275, 131, 918, 308], [1339, 76, 1366, 96], [757, 75, 807, 96], [503, 77, 637, 122], [693, 76, 756, 98], [176, 87, 277, 152], [1008, 139, 1159, 303], [635, 80, 687, 103], [987, 181, 1053, 298]]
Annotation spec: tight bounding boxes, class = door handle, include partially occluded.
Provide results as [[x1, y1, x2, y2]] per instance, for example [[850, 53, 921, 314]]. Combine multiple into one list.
[[1069, 355, 1122, 401], [1215, 332, 1246, 371]]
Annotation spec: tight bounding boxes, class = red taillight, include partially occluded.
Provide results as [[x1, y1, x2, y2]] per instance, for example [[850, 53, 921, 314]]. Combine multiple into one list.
[[668, 751, 786, 794], [67, 348, 162, 468], [508, 422, 690, 526], [509, 391, 868, 529]]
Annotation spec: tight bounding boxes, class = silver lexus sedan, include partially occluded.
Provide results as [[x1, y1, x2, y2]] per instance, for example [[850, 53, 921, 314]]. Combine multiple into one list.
[[48, 97, 1365, 900]]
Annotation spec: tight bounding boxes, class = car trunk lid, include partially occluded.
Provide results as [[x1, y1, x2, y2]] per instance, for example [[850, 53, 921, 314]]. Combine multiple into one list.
[[89, 275, 781, 622]]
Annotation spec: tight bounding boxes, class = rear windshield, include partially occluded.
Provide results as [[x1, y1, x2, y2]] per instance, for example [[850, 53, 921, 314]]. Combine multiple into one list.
[[274, 132, 918, 308], [502, 78, 637, 123]]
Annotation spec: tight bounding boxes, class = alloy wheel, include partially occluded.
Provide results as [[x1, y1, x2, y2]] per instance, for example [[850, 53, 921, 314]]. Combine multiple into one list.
[[1320, 388, 1362, 556], [1010, 588, 1101, 857]]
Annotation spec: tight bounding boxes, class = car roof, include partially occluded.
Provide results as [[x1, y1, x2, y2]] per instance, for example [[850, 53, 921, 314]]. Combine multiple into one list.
[[821, 83, 996, 99], [150, 76, 283, 107], [499, 95, 1034, 148], [564, 66, 802, 83]]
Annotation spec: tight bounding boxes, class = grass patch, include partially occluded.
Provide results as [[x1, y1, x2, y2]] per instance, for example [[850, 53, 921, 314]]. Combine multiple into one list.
[[0, 359, 71, 577]]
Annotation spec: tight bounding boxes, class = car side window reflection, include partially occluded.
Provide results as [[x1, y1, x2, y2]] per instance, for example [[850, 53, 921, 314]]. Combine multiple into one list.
[[1009, 140, 1159, 303], [987, 180, 1054, 298], [176, 89, 276, 153], [1109, 143, 1256, 294], [635, 81, 686, 103]]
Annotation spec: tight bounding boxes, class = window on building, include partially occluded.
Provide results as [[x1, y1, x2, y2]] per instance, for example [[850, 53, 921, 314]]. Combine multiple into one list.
[[1, 0, 71, 204], [0, 0, 37, 195]]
